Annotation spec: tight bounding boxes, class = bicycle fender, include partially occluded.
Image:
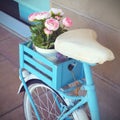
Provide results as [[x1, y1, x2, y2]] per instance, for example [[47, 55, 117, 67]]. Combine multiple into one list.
[[18, 73, 39, 94]]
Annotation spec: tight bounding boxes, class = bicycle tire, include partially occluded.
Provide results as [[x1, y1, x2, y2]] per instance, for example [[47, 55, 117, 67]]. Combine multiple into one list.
[[23, 82, 89, 120], [72, 109, 89, 120]]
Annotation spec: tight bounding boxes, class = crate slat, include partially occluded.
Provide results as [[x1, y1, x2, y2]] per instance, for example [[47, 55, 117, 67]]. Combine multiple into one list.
[[24, 63, 52, 86], [24, 54, 53, 77]]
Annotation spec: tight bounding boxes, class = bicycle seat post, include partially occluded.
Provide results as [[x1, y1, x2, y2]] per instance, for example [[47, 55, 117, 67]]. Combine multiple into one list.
[[83, 62, 100, 120]]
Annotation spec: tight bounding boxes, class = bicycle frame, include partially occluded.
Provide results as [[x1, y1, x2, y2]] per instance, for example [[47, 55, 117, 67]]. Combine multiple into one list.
[[19, 42, 100, 120]]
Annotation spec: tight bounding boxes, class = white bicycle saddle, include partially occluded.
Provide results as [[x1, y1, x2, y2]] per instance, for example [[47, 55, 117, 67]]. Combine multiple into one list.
[[55, 29, 115, 64]]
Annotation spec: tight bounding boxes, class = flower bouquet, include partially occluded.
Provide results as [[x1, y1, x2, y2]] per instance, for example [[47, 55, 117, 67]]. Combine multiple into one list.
[[28, 8, 72, 50]]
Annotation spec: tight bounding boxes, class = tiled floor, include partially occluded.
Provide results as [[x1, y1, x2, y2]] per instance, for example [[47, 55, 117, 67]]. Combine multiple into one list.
[[0, 25, 25, 120]]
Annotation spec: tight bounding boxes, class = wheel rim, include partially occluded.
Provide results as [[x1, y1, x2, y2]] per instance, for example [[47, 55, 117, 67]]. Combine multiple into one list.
[[24, 83, 65, 120]]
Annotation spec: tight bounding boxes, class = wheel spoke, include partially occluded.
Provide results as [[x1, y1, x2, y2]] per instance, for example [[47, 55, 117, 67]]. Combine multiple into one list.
[[24, 83, 66, 120]]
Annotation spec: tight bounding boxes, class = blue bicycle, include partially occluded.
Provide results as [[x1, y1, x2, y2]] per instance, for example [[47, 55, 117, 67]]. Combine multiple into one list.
[[19, 29, 115, 120]]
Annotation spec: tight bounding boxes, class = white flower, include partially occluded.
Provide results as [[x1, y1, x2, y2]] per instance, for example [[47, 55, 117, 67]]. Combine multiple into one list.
[[49, 8, 64, 16]]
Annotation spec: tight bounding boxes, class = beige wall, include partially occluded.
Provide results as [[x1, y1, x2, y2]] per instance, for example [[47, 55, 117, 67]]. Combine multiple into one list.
[[51, 0, 120, 120], [51, 0, 120, 30]]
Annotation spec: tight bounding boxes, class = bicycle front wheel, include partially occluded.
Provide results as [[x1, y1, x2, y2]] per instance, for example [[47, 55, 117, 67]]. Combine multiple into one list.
[[23, 82, 66, 120]]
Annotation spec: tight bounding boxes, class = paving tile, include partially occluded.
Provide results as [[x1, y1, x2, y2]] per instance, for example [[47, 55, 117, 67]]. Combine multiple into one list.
[[93, 75, 120, 120], [0, 26, 26, 119], [0, 33, 24, 67], [0, 106, 25, 120], [0, 59, 23, 116], [0, 53, 6, 62], [0, 26, 12, 41]]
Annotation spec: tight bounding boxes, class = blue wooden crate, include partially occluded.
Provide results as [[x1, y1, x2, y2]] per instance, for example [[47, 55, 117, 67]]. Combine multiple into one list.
[[19, 42, 84, 90]]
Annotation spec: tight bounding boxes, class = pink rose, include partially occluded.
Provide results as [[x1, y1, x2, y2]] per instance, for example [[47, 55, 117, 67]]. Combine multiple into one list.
[[62, 17, 72, 27], [35, 12, 51, 20], [55, 16, 61, 20], [28, 12, 50, 21], [44, 28, 53, 35], [28, 12, 38, 21], [45, 18, 59, 31]]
